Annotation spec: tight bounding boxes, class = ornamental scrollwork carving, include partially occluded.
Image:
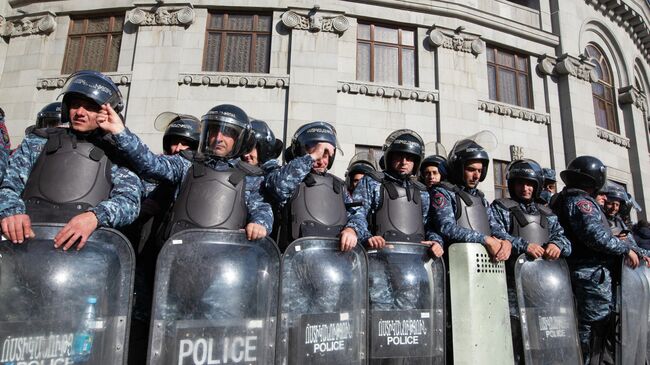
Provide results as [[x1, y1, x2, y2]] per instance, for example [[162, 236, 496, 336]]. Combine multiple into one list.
[[337, 81, 439, 103], [3, 12, 56, 37], [478, 100, 550, 125], [509, 145, 524, 161], [127, 6, 195, 26], [178, 73, 290, 89], [281, 8, 349, 34], [554, 53, 597, 82], [596, 127, 631, 149], [618, 85, 646, 112], [428, 26, 484, 56], [37, 73, 132, 90]]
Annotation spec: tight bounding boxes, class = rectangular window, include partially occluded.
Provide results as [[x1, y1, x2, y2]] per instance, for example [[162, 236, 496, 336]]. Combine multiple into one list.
[[494, 160, 509, 200], [357, 22, 417, 87], [62, 14, 124, 74], [487, 46, 532, 108], [203, 12, 272, 73], [354, 144, 383, 164]]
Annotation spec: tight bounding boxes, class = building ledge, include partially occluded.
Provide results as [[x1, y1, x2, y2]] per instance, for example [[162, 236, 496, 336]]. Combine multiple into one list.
[[478, 99, 550, 125], [596, 127, 631, 148], [36, 72, 132, 90], [337, 81, 439, 103], [177, 72, 289, 89]]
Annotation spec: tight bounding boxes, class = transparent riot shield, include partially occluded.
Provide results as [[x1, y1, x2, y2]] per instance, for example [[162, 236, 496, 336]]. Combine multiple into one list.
[[0, 223, 134, 364], [148, 229, 280, 365], [277, 237, 367, 365], [617, 261, 649, 365], [367, 242, 445, 365], [448, 243, 513, 364], [514, 254, 582, 364]]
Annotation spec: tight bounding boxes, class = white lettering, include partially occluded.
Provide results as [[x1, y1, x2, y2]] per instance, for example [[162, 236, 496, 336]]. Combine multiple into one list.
[[193, 339, 208, 365]]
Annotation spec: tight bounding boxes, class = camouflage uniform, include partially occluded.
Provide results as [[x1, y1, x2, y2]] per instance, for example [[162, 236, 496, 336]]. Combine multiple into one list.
[[112, 128, 273, 232], [429, 185, 514, 245], [0, 131, 142, 228], [552, 187, 636, 362], [0, 118, 10, 184]]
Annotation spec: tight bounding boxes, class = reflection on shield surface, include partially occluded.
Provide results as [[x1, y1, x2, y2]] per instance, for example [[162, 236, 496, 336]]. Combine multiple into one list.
[[618, 261, 650, 365], [0, 223, 134, 365], [148, 229, 280, 365]]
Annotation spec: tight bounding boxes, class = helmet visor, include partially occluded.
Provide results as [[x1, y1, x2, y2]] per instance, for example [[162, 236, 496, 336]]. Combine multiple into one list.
[[200, 120, 246, 158]]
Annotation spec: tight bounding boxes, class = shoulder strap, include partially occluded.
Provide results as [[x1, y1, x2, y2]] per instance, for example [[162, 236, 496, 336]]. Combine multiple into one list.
[[237, 161, 264, 176], [537, 203, 553, 216], [367, 171, 385, 182], [495, 198, 518, 209]]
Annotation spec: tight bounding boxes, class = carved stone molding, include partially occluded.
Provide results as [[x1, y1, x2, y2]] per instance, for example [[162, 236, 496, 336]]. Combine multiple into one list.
[[618, 85, 646, 112], [509, 145, 524, 161], [478, 100, 550, 125], [536, 54, 557, 76], [36, 73, 132, 90], [596, 127, 631, 148], [337, 81, 439, 103], [427, 26, 484, 55], [127, 6, 195, 26], [554, 53, 598, 82], [281, 8, 349, 34], [178, 72, 290, 89], [3, 12, 56, 37]]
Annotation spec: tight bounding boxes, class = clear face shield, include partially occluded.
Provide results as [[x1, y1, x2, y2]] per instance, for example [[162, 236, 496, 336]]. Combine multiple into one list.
[[200, 120, 246, 159]]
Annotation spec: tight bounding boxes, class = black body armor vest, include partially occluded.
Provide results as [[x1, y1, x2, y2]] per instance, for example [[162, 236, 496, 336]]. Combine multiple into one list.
[[369, 172, 425, 242], [23, 129, 112, 223], [439, 182, 491, 235], [496, 198, 550, 244], [167, 159, 261, 236], [283, 173, 347, 245]]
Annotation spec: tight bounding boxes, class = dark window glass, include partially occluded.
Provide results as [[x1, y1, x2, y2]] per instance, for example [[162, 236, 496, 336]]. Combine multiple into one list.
[[62, 15, 124, 74], [486, 45, 532, 108], [586, 44, 619, 133], [494, 160, 509, 200]]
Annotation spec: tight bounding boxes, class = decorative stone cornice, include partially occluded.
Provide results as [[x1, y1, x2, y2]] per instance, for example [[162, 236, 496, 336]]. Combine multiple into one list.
[[2, 12, 56, 37], [178, 72, 290, 89], [427, 26, 485, 55], [337, 81, 439, 103], [618, 85, 647, 112], [36, 73, 132, 90], [127, 5, 195, 26], [281, 7, 349, 34], [596, 126, 631, 148], [509, 145, 524, 160], [553, 53, 598, 82], [478, 100, 550, 125], [585, 0, 650, 64], [536, 54, 557, 76]]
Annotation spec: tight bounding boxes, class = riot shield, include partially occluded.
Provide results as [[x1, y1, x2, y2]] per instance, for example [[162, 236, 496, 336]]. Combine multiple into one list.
[[148, 229, 280, 365], [617, 261, 649, 365], [514, 254, 581, 364], [0, 223, 134, 365], [367, 242, 445, 365], [277, 237, 367, 365], [448, 243, 513, 364]]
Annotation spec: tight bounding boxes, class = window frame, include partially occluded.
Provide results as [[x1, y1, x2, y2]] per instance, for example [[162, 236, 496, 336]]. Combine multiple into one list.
[[202, 11, 272, 73], [61, 14, 124, 74], [356, 21, 418, 87], [493, 159, 510, 200], [486, 45, 533, 109], [586, 43, 619, 134]]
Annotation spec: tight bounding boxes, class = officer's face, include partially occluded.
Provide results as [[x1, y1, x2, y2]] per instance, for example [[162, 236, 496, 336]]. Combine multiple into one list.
[[595, 193, 607, 207], [351, 173, 364, 190], [166, 136, 191, 155], [389, 152, 415, 176], [423, 166, 441, 187], [68, 97, 101, 133], [463, 161, 483, 188], [605, 200, 621, 216], [513, 179, 535, 201], [208, 126, 236, 157], [307, 144, 333, 173], [544, 181, 556, 193], [242, 147, 259, 166]]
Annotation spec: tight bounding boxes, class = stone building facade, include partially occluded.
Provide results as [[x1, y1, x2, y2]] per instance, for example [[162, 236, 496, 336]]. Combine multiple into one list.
[[0, 0, 648, 218]]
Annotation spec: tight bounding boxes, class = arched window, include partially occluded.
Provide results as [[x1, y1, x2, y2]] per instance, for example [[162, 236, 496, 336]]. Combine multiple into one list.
[[586, 44, 618, 133]]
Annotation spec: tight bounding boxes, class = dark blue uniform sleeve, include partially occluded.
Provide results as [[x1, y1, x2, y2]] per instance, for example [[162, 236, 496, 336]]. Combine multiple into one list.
[[485, 196, 515, 242], [0, 149, 7, 184], [90, 165, 143, 228], [488, 202, 528, 255], [0, 134, 45, 218], [244, 175, 273, 232], [568, 198, 629, 255], [345, 175, 380, 243], [113, 128, 189, 184], [421, 190, 442, 243], [546, 214, 571, 257], [264, 155, 313, 206], [428, 187, 486, 245]]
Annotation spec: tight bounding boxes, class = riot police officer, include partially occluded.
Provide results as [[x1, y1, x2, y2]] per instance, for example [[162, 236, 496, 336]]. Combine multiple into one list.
[[0, 70, 142, 250], [428, 138, 513, 260], [242, 118, 283, 173], [265, 121, 357, 251], [159, 112, 200, 155], [419, 154, 447, 189], [345, 129, 443, 254], [605, 185, 631, 238], [97, 103, 273, 240], [539, 167, 556, 205], [551, 155, 641, 363], [345, 152, 378, 195]]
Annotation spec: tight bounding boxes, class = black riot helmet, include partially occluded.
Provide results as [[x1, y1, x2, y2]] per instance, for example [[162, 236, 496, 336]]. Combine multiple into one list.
[[605, 184, 627, 202], [419, 155, 448, 180], [199, 104, 254, 160], [345, 151, 379, 189], [382, 129, 425, 175], [506, 159, 544, 201], [560, 155, 607, 192], [250, 119, 283, 164], [446, 139, 490, 185], [286, 121, 339, 169], [59, 70, 124, 123], [155, 112, 201, 154], [35, 102, 63, 129]]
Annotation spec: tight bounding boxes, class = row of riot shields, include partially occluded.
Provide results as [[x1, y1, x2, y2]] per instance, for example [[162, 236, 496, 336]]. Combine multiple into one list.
[[2, 226, 649, 365]]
